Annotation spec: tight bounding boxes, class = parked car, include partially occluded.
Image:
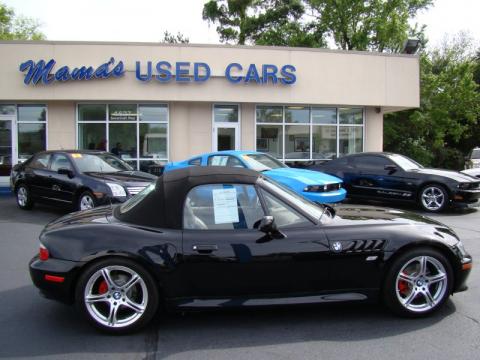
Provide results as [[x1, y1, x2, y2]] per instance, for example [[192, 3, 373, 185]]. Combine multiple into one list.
[[305, 152, 480, 212], [10, 150, 157, 211], [461, 168, 480, 179], [164, 151, 346, 203], [465, 147, 480, 169], [29, 166, 472, 333]]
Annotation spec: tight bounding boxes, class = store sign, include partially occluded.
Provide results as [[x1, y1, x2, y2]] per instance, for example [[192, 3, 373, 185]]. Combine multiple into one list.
[[19, 58, 296, 85]]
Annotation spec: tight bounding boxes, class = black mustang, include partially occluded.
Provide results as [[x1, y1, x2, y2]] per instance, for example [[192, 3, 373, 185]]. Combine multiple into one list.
[[10, 150, 156, 211], [305, 152, 480, 212], [29, 167, 472, 333]]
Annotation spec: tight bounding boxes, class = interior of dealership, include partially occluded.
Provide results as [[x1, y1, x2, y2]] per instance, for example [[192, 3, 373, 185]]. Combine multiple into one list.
[[0, 41, 419, 190]]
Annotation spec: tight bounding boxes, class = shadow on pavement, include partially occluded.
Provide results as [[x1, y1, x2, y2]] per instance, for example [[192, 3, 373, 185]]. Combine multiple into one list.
[[0, 285, 457, 359]]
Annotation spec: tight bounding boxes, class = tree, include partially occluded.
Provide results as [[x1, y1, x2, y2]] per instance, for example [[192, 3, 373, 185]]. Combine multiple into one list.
[[202, 0, 321, 46], [384, 35, 480, 169], [0, 2, 45, 40], [306, 0, 432, 52], [160, 31, 189, 44]]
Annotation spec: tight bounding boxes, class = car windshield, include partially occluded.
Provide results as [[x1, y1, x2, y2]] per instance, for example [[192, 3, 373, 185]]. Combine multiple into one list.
[[242, 153, 288, 171], [71, 153, 133, 173], [388, 154, 423, 170], [472, 149, 480, 159], [260, 176, 324, 221]]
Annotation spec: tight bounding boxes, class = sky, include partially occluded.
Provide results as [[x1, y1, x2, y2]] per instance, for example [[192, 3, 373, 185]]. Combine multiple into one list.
[[2, 0, 480, 49]]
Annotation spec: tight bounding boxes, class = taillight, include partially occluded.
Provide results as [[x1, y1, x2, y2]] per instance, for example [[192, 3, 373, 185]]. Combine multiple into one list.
[[39, 244, 49, 261]]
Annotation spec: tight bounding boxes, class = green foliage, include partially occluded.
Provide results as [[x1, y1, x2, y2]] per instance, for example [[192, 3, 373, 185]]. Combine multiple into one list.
[[384, 35, 480, 170], [161, 31, 189, 44], [0, 2, 45, 40]]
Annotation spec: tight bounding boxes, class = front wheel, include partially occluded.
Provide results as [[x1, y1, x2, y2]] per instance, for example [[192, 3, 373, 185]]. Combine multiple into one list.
[[419, 185, 449, 212], [77, 191, 96, 211], [383, 248, 453, 317], [16, 184, 34, 210], [76, 258, 159, 334]]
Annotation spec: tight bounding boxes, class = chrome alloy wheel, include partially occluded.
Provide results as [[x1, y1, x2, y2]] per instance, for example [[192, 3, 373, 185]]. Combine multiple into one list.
[[421, 186, 445, 211], [17, 187, 27, 207], [395, 256, 448, 313], [84, 266, 148, 329], [80, 195, 95, 210]]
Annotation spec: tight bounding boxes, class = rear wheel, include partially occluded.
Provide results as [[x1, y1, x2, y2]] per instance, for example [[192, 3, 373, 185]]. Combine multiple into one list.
[[16, 184, 34, 210], [76, 258, 159, 334], [384, 248, 452, 317], [419, 185, 448, 212]]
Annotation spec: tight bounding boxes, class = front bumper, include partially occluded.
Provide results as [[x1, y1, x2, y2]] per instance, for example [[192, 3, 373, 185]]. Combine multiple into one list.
[[452, 189, 480, 204], [452, 255, 473, 293], [303, 188, 347, 204], [29, 255, 82, 304]]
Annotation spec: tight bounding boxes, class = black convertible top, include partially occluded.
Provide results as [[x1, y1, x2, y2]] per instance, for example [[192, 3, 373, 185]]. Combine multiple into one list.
[[115, 166, 261, 229]]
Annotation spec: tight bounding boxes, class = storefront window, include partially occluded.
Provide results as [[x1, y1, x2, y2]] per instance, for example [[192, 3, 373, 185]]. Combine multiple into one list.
[[0, 105, 15, 115], [256, 105, 364, 162], [18, 123, 46, 160], [78, 104, 106, 121], [339, 127, 363, 156], [77, 104, 169, 170], [17, 105, 47, 161], [256, 125, 283, 158], [214, 105, 238, 122]]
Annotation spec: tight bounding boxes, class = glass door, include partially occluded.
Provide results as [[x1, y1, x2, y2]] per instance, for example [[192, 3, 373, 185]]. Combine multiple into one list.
[[213, 104, 240, 151], [0, 116, 16, 187]]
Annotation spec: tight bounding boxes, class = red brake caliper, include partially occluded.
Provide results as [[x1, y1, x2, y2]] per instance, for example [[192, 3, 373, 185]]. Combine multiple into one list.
[[398, 273, 409, 295], [98, 280, 108, 294]]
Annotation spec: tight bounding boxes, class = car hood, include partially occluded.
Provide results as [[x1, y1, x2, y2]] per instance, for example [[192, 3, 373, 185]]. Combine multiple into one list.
[[84, 170, 157, 184], [408, 168, 477, 182], [263, 167, 342, 185]]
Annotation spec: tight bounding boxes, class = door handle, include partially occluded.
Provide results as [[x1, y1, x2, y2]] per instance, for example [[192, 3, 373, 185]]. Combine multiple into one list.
[[192, 244, 218, 254]]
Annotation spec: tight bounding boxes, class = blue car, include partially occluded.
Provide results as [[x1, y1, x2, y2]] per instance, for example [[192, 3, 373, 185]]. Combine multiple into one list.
[[164, 151, 346, 203]]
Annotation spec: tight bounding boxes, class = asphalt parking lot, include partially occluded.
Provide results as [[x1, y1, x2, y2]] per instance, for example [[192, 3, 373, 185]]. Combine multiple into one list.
[[0, 195, 478, 360]]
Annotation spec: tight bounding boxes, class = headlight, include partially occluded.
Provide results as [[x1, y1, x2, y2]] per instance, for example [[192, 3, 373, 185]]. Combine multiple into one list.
[[304, 185, 328, 192], [457, 183, 470, 190], [107, 182, 126, 197]]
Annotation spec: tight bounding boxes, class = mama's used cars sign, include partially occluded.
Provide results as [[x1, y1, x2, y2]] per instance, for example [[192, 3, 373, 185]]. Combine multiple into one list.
[[19, 58, 296, 85]]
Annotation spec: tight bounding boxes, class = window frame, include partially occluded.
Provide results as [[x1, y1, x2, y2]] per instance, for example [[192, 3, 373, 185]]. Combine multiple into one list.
[[255, 104, 365, 162], [76, 103, 169, 170]]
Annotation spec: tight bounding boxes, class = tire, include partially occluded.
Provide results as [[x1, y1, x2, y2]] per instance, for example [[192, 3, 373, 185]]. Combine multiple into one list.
[[77, 191, 96, 211], [75, 257, 159, 334], [16, 184, 34, 210], [418, 184, 449, 212], [383, 247, 453, 318]]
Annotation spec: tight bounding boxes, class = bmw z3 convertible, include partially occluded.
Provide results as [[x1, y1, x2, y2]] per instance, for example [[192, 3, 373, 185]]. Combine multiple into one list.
[[29, 167, 472, 333]]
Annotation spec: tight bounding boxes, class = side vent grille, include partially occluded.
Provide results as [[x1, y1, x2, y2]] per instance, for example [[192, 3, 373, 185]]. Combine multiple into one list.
[[344, 239, 385, 253]]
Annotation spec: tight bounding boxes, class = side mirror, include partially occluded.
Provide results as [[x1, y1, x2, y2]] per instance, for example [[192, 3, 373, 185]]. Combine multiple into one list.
[[384, 164, 397, 173], [258, 215, 277, 233], [58, 168, 74, 178]]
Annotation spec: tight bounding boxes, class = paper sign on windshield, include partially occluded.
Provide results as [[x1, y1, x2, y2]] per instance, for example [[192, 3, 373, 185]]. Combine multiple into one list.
[[212, 188, 239, 224]]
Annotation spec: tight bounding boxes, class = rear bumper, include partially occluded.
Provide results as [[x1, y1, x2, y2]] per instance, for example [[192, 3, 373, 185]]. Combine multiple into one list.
[[303, 188, 347, 204], [29, 255, 82, 304]]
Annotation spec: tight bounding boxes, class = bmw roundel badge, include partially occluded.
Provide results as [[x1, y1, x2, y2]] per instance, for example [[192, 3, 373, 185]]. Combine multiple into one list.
[[331, 241, 342, 252]]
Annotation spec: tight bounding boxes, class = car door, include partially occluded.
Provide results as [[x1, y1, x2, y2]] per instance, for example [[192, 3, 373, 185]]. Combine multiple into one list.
[[46, 153, 77, 204], [181, 182, 331, 300], [23, 152, 52, 200]]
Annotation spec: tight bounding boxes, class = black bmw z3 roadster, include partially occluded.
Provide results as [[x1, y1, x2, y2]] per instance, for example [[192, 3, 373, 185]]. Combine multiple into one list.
[[29, 167, 472, 333]]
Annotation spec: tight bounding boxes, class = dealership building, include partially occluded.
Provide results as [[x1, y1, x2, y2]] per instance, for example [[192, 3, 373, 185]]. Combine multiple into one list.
[[0, 40, 419, 189]]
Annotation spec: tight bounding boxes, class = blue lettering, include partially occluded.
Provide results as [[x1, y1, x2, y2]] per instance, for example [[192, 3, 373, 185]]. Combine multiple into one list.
[[225, 63, 243, 83], [112, 61, 125, 77], [155, 61, 172, 82], [175, 62, 190, 82], [194, 62, 210, 82], [55, 66, 71, 81], [94, 57, 114, 78], [71, 66, 94, 80], [136, 61, 152, 82], [262, 64, 278, 84], [280, 65, 296, 85], [19, 59, 55, 85], [244, 64, 261, 83]]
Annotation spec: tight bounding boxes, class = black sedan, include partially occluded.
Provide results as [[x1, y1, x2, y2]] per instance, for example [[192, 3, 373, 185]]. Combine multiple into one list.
[[306, 152, 480, 212], [11, 150, 157, 211], [29, 166, 472, 333]]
